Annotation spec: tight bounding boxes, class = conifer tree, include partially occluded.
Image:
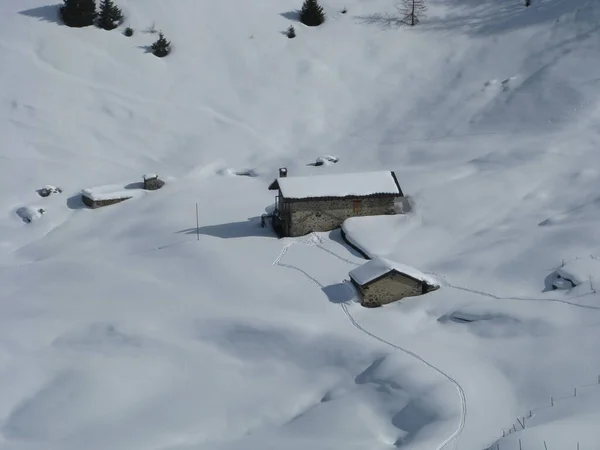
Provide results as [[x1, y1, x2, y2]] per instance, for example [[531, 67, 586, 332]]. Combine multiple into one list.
[[299, 0, 325, 27], [60, 0, 97, 28], [151, 32, 171, 57], [97, 0, 123, 30], [525, 0, 532, 6], [286, 25, 296, 38]]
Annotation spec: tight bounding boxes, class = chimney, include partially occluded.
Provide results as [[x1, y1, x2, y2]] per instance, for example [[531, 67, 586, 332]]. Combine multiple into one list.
[[279, 167, 288, 178]]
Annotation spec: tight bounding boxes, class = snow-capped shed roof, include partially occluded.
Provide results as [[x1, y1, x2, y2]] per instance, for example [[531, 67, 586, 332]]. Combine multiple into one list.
[[349, 256, 438, 287], [268, 170, 403, 200]]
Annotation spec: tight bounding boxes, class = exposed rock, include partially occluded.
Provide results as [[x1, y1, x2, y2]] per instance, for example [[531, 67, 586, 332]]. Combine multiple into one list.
[[37, 185, 62, 198]]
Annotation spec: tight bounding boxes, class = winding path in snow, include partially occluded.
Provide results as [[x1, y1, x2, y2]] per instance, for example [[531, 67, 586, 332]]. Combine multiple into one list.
[[427, 273, 600, 311], [272, 233, 467, 450], [272, 233, 600, 450]]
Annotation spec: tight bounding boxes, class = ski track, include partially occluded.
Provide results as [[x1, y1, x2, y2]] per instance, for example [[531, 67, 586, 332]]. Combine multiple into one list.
[[272, 233, 600, 449], [272, 233, 467, 450]]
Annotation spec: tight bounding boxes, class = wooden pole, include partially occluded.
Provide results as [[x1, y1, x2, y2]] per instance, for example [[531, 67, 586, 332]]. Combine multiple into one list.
[[196, 203, 199, 241]]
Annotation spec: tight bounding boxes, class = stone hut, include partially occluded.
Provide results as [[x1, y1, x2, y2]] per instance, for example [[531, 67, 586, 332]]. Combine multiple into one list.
[[349, 257, 439, 308], [266, 169, 404, 237], [81, 189, 132, 209], [143, 174, 165, 190]]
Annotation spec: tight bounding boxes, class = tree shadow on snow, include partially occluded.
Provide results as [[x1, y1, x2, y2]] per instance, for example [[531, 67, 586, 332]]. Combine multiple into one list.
[[176, 217, 276, 239], [425, 0, 595, 36], [281, 10, 301, 22], [137, 45, 153, 54], [354, 13, 406, 29], [19, 5, 61, 24], [322, 282, 355, 304]]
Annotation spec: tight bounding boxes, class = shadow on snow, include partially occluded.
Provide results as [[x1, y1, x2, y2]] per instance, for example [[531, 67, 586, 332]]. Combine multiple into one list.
[[19, 5, 61, 24], [176, 217, 275, 239]]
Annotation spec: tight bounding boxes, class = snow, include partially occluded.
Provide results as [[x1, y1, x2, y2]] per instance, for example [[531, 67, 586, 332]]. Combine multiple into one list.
[[3, 0, 600, 449], [349, 256, 438, 287], [276, 170, 402, 199], [314, 155, 339, 166], [143, 173, 157, 180], [555, 257, 600, 286], [342, 214, 420, 259]]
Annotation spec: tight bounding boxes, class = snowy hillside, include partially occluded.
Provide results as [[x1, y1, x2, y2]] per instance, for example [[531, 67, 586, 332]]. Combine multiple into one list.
[[2, 0, 600, 449]]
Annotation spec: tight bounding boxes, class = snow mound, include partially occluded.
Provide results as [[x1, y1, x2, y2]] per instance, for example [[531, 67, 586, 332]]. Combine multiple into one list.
[[217, 168, 259, 177], [483, 76, 518, 92], [37, 185, 62, 198], [16, 206, 46, 223], [314, 155, 339, 166], [350, 354, 460, 449], [556, 257, 600, 287]]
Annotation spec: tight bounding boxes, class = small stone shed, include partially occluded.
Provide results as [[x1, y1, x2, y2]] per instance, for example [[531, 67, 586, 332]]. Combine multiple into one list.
[[266, 169, 404, 237], [81, 188, 132, 209], [349, 257, 439, 308]]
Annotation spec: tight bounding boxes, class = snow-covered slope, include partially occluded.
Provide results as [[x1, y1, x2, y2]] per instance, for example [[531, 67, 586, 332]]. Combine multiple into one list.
[[2, 0, 600, 449]]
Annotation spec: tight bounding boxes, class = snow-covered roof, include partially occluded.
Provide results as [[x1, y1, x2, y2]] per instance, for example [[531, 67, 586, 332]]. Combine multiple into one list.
[[82, 185, 138, 201], [270, 170, 403, 199], [349, 256, 438, 286]]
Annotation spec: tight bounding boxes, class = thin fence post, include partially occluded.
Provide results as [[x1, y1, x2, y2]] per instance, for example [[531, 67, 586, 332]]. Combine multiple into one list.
[[519, 438, 522, 450], [529, 409, 532, 418], [195, 203, 199, 241], [574, 387, 577, 397], [551, 396, 554, 406], [544, 441, 548, 450], [577, 442, 580, 450]]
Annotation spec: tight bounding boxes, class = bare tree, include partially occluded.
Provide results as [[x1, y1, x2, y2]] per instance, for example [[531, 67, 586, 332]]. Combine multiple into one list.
[[400, 0, 427, 26]]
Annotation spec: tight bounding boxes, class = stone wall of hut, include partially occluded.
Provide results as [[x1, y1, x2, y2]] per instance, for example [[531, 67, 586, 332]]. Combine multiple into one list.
[[287, 196, 396, 237]]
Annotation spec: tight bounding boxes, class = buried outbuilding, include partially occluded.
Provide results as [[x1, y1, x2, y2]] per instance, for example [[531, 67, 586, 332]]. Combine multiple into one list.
[[265, 169, 404, 237], [349, 257, 439, 308]]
